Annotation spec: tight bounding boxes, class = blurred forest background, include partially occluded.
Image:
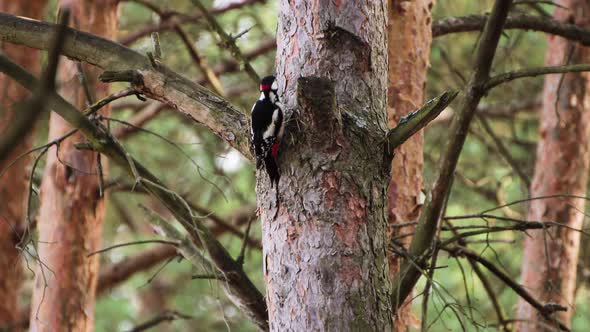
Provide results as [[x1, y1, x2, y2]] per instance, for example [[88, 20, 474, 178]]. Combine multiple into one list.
[[1, 0, 589, 331]]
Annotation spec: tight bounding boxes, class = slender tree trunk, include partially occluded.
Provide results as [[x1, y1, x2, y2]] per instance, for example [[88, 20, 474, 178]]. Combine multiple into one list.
[[0, 1, 46, 329], [259, 1, 392, 330], [517, 1, 590, 330], [387, 0, 433, 329], [29, 1, 118, 331]]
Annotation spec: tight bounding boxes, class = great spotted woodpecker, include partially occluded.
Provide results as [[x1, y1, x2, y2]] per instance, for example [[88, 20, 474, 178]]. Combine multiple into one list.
[[251, 75, 284, 188]]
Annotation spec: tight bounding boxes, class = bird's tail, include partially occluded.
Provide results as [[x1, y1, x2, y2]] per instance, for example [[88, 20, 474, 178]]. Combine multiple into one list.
[[263, 154, 280, 188]]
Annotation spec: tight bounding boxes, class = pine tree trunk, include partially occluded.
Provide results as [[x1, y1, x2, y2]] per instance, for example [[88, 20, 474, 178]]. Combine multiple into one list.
[[259, 1, 393, 330], [387, 0, 433, 329], [516, 1, 590, 330], [29, 1, 118, 331], [0, 1, 46, 329]]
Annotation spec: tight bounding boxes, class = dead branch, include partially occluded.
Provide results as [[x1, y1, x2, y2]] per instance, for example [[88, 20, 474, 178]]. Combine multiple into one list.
[[189, 0, 260, 83], [0, 13, 251, 158], [119, 0, 266, 45], [433, 14, 590, 46], [0, 10, 68, 160], [386, 91, 458, 158], [98, 245, 178, 294], [391, 0, 514, 311], [0, 55, 268, 331], [125, 310, 193, 332], [443, 245, 570, 331]]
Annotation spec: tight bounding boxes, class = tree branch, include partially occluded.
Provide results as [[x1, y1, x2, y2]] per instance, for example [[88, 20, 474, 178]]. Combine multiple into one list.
[[0, 13, 251, 158], [391, 0, 514, 311], [433, 14, 590, 46], [484, 63, 590, 90], [189, 0, 260, 84], [98, 245, 178, 294], [119, 0, 266, 46], [386, 90, 458, 157], [443, 246, 570, 332], [0, 54, 268, 331], [126, 310, 193, 332], [0, 10, 69, 160]]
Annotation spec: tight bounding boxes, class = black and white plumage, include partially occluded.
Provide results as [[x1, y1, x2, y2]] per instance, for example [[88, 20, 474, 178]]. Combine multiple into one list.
[[251, 75, 284, 188]]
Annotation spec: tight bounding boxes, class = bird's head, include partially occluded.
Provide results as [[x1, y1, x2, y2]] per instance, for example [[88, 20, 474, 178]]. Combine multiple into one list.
[[260, 75, 279, 103]]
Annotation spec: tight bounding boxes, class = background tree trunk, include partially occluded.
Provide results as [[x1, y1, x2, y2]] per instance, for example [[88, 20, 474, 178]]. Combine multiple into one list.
[[0, 1, 46, 329], [259, 1, 392, 330], [387, 0, 434, 329], [517, 1, 590, 330], [29, 1, 118, 331]]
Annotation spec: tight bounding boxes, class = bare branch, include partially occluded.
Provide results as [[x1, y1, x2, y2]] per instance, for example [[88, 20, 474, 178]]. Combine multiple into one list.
[[443, 246, 570, 332], [87, 239, 179, 257], [189, 0, 260, 83], [386, 91, 458, 157], [119, 0, 266, 46], [484, 63, 590, 90], [0, 10, 69, 160], [0, 13, 251, 158], [0, 55, 268, 331], [98, 245, 178, 294], [433, 14, 590, 46], [126, 310, 193, 332], [391, 0, 514, 311]]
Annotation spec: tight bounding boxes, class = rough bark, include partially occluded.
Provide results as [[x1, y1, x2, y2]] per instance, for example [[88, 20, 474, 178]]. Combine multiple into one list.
[[29, 1, 118, 331], [387, 0, 433, 329], [259, 1, 392, 330], [517, 1, 590, 330], [0, 1, 46, 328]]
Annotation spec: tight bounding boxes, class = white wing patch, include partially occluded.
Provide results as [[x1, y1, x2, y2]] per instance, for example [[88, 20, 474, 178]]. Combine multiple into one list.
[[271, 81, 278, 90], [262, 109, 278, 139]]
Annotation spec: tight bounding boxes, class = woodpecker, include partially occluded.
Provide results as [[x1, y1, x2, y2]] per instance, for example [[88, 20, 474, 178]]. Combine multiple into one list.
[[251, 75, 284, 188]]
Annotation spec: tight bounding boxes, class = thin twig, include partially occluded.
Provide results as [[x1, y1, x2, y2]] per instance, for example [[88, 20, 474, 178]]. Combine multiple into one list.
[[484, 63, 590, 90], [443, 245, 570, 331], [189, 0, 260, 83], [126, 310, 193, 332], [87, 239, 179, 257]]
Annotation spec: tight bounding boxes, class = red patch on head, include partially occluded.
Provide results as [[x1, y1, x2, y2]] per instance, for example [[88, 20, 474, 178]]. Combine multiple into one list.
[[260, 84, 272, 92], [271, 143, 279, 158]]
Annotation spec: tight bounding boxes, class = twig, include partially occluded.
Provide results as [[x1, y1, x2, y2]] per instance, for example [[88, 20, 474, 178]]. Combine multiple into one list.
[[126, 310, 193, 332], [173, 25, 225, 96], [444, 218, 511, 331], [443, 245, 570, 331], [119, 0, 266, 45], [484, 63, 590, 90], [189, 0, 260, 83], [476, 115, 531, 187], [112, 102, 167, 139], [87, 239, 179, 257], [236, 214, 255, 266]]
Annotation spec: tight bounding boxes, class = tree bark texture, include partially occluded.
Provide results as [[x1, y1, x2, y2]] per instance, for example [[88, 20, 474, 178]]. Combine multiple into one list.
[[259, 1, 392, 330], [0, 1, 46, 329], [517, 1, 590, 330], [387, 0, 433, 329], [29, 1, 118, 331]]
